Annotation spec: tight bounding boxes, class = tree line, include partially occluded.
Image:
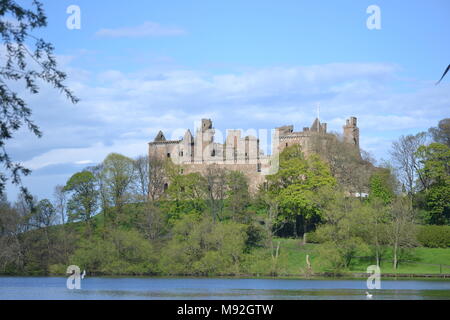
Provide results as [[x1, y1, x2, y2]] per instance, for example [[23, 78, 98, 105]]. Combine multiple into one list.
[[0, 118, 448, 275]]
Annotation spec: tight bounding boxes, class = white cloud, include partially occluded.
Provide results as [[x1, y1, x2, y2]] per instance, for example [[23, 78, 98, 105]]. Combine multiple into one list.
[[6, 61, 450, 200], [75, 160, 94, 165], [95, 21, 186, 38], [23, 140, 147, 171]]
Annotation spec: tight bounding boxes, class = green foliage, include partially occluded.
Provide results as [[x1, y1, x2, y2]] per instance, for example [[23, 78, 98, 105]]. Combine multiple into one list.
[[416, 143, 450, 224], [165, 172, 206, 223], [428, 118, 450, 147], [160, 215, 248, 275], [314, 190, 389, 271], [305, 230, 321, 243], [417, 225, 450, 248], [0, 0, 78, 197], [369, 168, 395, 204], [35, 199, 56, 227], [6, 116, 450, 277], [266, 145, 336, 236], [225, 171, 251, 223], [71, 229, 158, 275], [64, 171, 98, 223], [101, 153, 136, 213], [244, 222, 267, 251]]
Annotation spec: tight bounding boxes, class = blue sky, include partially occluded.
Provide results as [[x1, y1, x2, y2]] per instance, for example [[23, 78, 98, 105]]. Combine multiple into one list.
[[4, 0, 450, 201]]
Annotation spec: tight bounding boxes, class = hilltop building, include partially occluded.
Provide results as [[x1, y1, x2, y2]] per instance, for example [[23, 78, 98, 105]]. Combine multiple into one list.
[[148, 117, 360, 192]]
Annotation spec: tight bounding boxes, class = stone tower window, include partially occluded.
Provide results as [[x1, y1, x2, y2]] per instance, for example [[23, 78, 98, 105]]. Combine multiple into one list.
[[180, 151, 184, 157], [286, 143, 288, 147], [167, 153, 171, 158], [211, 149, 216, 157]]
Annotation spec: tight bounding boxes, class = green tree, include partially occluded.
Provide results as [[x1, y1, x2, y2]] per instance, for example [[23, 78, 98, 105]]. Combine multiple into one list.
[[64, 171, 98, 224], [132, 155, 150, 202], [166, 171, 206, 223], [34, 199, 56, 228], [160, 214, 248, 275], [0, 1, 78, 196], [266, 145, 335, 241], [71, 229, 157, 275], [369, 168, 396, 205], [360, 199, 390, 267], [388, 197, 417, 269], [416, 143, 450, 224], [429, 118, 450, 147], [390, 133, 428, 198], [101, 153, 135, 216], [25, 199, 57, 273], [225, 171, 251, 223], [315, 189, 370, 271], [202, 165, 227, 222], [0, 196, 24, 272], [136, 201, 165, 240]]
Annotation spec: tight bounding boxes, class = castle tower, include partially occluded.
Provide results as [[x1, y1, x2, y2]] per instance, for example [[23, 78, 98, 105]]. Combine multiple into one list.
[[343, 117, 359, 148], [183, 129, 194, 163], [195, 119, 215, 162], [310, 118, 327, 134]]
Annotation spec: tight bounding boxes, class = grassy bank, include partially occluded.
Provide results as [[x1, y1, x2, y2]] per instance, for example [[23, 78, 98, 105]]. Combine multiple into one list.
[[244, 238, 450, 277]]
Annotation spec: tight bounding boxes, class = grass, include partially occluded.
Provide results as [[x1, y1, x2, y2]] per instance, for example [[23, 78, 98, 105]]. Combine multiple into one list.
[[248, 238, 450, 277]]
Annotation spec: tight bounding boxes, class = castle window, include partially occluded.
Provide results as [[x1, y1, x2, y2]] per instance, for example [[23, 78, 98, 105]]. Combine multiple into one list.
[[257, 163, 261, 172], [286, 143, 288, 147], [167, 153, 171, 158], [211, 149, 216, 157], [163, 183, 168, 191], [180, 151, 184, 157]]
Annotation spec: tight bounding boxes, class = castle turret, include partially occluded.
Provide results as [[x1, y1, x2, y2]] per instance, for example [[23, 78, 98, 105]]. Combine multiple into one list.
[[195, 119, 215, 162], [154, 130, 166, 142], [183, 129, 194, 162], [343, 116, 359, 148], [310, 118, 327, 134]]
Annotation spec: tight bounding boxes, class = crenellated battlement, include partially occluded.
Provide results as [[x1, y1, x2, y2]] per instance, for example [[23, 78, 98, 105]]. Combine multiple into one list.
[[148, 116, 360, 192]]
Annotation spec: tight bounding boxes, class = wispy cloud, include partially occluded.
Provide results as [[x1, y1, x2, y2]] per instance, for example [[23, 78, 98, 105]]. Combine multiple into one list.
[[7, 60, 449, 200], [95, 21, 186, 38]]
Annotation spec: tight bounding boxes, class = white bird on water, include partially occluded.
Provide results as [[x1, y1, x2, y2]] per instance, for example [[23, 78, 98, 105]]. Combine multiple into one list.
[[81, 270, 86, 280], [366, 291, 373, 299]]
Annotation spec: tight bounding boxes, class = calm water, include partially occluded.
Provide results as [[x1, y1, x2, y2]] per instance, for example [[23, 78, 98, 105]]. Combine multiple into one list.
[[1, 277, 450, 300]]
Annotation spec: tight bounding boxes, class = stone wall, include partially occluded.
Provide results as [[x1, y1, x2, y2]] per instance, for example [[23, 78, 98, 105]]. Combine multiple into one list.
[[148, 116, 359, 194]]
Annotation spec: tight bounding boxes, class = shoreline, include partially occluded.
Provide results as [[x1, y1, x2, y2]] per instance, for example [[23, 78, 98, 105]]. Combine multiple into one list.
[[2, 273, 450, 280]]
